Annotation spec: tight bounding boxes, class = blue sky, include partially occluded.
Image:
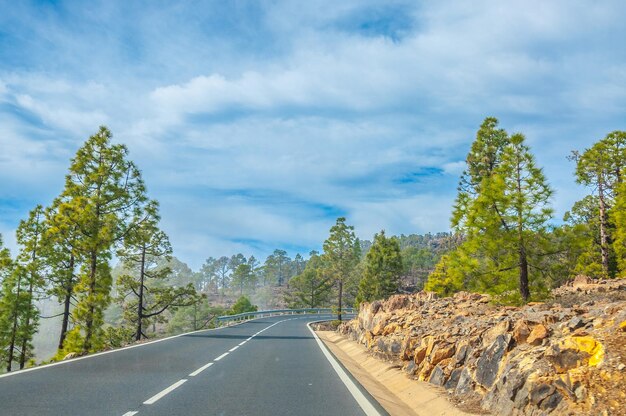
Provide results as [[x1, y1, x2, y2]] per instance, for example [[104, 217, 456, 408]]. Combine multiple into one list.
[[1, 1, 625, 269]]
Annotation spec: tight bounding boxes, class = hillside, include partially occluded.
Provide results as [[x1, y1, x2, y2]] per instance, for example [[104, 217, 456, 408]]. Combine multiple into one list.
[[339, 277, 626, 415]]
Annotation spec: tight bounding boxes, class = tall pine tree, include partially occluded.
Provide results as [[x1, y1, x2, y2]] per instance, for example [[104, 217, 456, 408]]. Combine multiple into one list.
[[356, 231, 403, 305], [322, 217, 359, 320], [60, 126, 147, 354]]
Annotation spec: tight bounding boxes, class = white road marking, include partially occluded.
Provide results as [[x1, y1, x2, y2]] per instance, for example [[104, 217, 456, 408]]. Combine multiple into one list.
[[229, 346, 239, 352], [189, 362, 213, 377], [122, 412, 138, 416], [238, 341, 246, 346], [0, 312, 272, 380], [215, 352, 229, 361], [143, 379, 187, 405], [307, 322, 382, 416]]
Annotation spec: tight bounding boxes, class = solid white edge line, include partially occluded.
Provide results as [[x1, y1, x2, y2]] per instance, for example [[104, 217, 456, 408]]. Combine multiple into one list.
[[189, 362, 214, 377], [306, 322, 381, 416], [143, 379, 187, 405], [122, 412, 138, 416], [214, 352, 229, 361]]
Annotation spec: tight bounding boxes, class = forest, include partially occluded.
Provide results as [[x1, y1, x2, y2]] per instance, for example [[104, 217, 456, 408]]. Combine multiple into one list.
[[0, 118, 624, 372]]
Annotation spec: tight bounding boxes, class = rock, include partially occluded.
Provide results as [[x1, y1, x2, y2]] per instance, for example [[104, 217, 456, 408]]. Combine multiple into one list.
[[512, 319, 531, 344], [568, 316, 586, 330], [339, 279, 626, 416], [414, 343, 428, 365], [546, 336, 605, 372], [475, 334, 512, 388], [540, 390, 563, 410], [403, 361, 417, 375], [530, 383, 555, 406], [428, 365, 446, 386], [453, 342, 469, 366], [444, 368, 462, 390], [430, 343, 455, 366], [573, 274, 593, 288], [482, 320, 510, 348], [527, 323, 549, 345], [455, 368, 475, 396]]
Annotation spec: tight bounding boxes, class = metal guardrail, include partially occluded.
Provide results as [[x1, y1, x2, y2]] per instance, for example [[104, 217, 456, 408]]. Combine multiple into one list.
[[216, 308, 356, 324]]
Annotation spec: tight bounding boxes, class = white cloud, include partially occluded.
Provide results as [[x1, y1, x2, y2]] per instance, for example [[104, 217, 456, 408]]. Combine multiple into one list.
[[1, 1, 625, 267]]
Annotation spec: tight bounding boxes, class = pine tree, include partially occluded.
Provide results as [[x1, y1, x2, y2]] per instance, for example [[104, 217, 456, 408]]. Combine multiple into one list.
[[231, 263, 253, 295], [44, 198, 83, 350], [14, 206, 47, 368], [428, 119, 554, 303], [0, 207, 48, 371], [0, 235, 18, 372], [322, 217, 359, 320], [60, 126, 147, 353], [574, 130, 626, 277], [117, 201, 200, 341], [284, 252, 333, 308], [356, 231, 403, 305]]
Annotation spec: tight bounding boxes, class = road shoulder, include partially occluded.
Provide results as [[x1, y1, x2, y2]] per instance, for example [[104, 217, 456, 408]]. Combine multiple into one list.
[[316, 330, 474, 416]]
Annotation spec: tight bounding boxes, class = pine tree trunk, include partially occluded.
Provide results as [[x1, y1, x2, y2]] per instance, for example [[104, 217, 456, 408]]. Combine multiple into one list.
[[337, 281, 343, 322], [83, 251, 98, 353], [519, 246, 530, 302], [58, 255, 75, 350], [136, 245, 146, 341], [598, 182, 610, 276], [19, 278, 35, 369], [6, 275, 22, 372]]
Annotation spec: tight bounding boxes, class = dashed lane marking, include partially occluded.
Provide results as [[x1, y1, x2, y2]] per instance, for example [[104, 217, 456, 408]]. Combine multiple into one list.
[[189, 362, 213, 377], [143, 379, 187, 405]]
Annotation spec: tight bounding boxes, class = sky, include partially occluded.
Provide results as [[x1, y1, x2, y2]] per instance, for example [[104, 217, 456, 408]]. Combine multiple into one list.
[[0, 1, 625, 269]]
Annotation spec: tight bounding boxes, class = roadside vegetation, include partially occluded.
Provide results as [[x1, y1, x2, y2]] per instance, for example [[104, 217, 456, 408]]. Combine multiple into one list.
[[0, 118, 623, 371]]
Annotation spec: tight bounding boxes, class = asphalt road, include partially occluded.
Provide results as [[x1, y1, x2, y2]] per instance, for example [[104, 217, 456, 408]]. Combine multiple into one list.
[[0, 314, 384, 416]]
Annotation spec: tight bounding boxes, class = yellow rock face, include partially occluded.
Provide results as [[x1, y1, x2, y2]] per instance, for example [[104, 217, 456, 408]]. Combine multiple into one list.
[[559, 336, 605, 367]]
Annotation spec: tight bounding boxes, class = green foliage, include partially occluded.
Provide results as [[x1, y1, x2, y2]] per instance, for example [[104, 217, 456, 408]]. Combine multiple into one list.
[[263, 249, 291, 286], [229, 296, 258, 315], [58, 126, 148, 353], [322, 217, 360, 320], [0, 207, 47, 372], [284, 252, 333, 308], [612, 181, 626, 275], [428, 119, 554, 303], [103, 326, 135, 349], [356, 231, 403, 306], [168, 302, 226, 333], [573, 130, 626, 277], [117, 201, 201, 341]]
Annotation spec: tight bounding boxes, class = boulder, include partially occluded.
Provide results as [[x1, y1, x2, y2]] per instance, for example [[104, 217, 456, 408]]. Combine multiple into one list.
[[546, 336, 604, 372], [482, 320, 510, 348], [527, 323, 549, 345], [428, 364, 446, 386], [512, 319, 531, 344], [429, 343, 455, 366], [475, 334, 512, 388]]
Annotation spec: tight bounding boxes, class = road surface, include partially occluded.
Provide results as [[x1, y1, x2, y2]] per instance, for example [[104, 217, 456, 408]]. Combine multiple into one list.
[[0, 314, 385, 416]]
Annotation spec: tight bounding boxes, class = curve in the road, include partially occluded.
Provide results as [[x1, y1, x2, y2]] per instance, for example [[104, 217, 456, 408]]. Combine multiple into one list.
[[0, 314, 386, 416]]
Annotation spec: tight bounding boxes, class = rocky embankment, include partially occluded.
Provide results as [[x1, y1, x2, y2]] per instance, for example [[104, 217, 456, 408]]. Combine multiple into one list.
[[339, 277, 626, 415]]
